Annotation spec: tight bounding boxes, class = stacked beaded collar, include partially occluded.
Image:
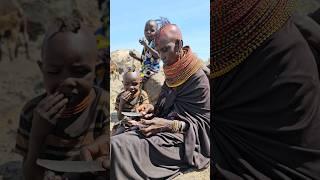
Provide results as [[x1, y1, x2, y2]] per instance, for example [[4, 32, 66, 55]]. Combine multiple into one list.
[[164, 46, 203, 87], [60, 91, 94, 119], [211, 0, 296, 78]]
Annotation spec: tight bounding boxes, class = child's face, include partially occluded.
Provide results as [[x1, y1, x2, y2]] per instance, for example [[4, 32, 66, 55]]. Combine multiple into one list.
[[39, 30, 97, 105], [144, 20, 157, 42], [123, 72, 141, 96]]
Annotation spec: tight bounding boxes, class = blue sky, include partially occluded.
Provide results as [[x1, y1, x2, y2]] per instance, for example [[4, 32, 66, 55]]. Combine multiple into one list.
[[110, 0, 210, 61]]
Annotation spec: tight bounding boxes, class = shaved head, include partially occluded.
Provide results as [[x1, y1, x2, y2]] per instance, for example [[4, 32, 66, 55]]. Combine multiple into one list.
[[155, 24, 182, 47]]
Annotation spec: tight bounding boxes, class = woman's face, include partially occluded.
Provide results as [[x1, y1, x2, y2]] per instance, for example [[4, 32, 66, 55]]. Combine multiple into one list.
[[157, 38, 181, 66]]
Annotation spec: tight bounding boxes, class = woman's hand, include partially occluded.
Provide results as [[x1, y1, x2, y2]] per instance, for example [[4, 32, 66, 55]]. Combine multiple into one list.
[[139, 118, 173, 137], [136, 104, 154, 119], [127, 120, 141, 126]]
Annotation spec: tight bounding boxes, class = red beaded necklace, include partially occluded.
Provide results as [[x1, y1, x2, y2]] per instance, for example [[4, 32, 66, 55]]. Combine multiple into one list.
[[60, 92, 93, 118], [164, 46, 203, 87]]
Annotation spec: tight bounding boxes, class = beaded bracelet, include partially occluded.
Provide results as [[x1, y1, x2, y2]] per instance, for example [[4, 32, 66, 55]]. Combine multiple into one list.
[[171, 120, 183, 133]]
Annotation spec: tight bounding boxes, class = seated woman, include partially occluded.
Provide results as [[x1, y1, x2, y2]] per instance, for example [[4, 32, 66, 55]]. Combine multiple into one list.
[[110, 23, 210, 179]]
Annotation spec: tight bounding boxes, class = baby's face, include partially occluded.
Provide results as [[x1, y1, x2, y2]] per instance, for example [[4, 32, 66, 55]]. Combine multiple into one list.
[[123, 72, 140, 96], [40, 30, 97, 105], [144, 20, 157, 42]]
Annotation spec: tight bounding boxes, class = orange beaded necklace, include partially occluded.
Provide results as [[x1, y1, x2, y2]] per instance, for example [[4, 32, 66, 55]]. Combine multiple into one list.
[[60, 92, 93, 118], [164, 46, 203, 87]]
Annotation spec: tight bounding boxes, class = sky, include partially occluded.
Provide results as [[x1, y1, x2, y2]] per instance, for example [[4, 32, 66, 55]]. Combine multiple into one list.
[[110, 0, 210, 61]]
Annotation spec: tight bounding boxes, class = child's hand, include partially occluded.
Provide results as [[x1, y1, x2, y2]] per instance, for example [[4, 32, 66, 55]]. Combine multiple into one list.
[[80, 137, 109, 169], [120, 91, 133, 102], [129, 50, 138, 58], [43, 171, 68, 180], [139, 38, 148, 46], [24, 92, 69, 180], [34, 92, 68, 126]]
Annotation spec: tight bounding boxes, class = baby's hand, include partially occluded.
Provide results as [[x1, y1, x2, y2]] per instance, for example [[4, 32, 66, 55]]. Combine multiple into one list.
[[34, 92, 68, 126], [120, 91, 133, 102], [80, 137, 109, 169], [139, 38, 148, 46], [31, 92, 68, 138], [43, 171, 68, 180]]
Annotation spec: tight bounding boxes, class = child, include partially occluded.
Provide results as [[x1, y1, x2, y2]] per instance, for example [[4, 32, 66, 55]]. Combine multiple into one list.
[[15, 14, 109, 180], [112, 70, 149, 135], [129, 19, 161, 84]]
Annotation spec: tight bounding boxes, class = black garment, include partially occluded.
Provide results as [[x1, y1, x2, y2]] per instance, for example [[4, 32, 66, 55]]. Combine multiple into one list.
[[213, 19, 320, 179]]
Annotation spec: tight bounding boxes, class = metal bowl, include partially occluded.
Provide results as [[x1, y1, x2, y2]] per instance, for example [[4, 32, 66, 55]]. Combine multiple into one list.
[[121, 112, 142, 117]]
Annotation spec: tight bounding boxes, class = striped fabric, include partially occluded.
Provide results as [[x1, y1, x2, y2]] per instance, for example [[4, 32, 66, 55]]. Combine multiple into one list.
[[15, 87, 109, 160], [115, 90, 149, 112]]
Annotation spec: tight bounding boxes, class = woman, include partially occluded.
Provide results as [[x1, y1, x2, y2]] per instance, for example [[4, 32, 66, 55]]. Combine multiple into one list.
[[110, 23, 210, 179], [212, 0, 320, 179]]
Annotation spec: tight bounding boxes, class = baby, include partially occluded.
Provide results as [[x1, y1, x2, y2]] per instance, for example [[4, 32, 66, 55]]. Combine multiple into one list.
[[129, 19, 161, 84], [15, 14, 109, 180], [112, 70, 149, 135]]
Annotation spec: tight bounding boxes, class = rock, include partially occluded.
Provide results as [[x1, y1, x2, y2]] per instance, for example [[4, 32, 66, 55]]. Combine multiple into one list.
[[143, 71, 165, 105]]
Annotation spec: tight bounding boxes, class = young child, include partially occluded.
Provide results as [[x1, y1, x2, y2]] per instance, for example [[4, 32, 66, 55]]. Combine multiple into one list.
[[15, 14, 109, 180], [129, 19, 161, 84], [112, 70, 149, 135]]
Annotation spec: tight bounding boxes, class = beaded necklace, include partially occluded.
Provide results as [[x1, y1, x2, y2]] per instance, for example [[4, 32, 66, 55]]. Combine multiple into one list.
[[211, 0, 296, 78], [60, 92, 93, 118], [164, 46, 203, 87]]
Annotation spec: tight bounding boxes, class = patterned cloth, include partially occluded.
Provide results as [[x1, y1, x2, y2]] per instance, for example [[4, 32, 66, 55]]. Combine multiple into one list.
[[15, 87, 109, 160], [140, 40, 160, 77]]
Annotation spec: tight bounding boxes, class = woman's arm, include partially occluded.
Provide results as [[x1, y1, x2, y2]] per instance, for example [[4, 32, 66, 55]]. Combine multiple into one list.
[[139, 118, 187, 137]]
